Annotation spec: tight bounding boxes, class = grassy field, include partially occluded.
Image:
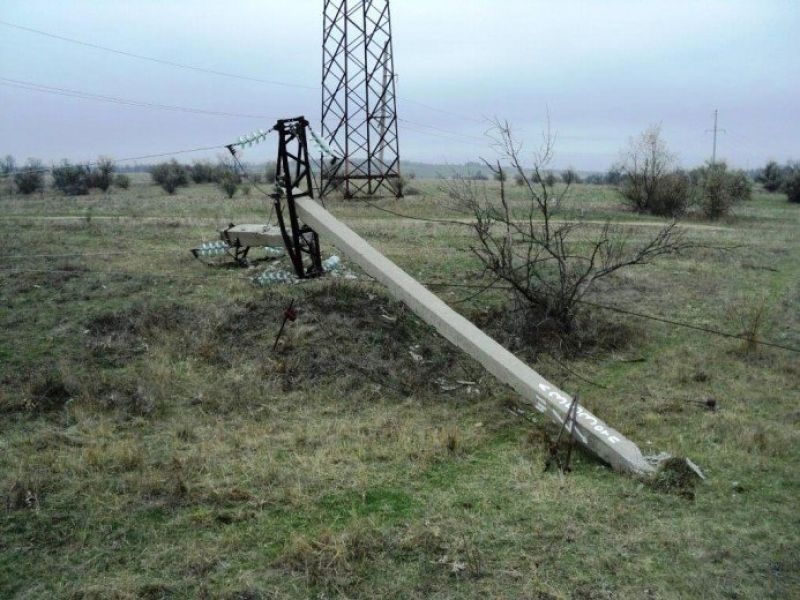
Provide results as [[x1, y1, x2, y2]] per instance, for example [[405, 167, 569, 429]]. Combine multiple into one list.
[[1, 176, 798, 599]]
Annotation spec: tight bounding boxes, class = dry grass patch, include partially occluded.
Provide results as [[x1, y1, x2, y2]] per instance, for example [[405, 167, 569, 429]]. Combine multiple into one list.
[[279, 520, 388, 593]]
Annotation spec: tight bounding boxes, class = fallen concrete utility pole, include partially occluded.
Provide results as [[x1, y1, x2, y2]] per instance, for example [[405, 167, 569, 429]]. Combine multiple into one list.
[[295, 197, 655, 476], [226, 117, 657, 476]]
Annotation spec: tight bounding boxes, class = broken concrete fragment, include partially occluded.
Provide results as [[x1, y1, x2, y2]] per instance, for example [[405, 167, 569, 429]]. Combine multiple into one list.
[[220, 224, 284, 248]]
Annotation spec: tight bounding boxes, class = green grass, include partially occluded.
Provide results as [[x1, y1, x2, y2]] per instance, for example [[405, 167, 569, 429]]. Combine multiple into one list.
[[1, 178, 798, 598]]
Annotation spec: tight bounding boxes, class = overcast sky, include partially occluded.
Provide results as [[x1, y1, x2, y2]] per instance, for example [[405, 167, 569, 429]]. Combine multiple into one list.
[[1, 0, 798, 171]]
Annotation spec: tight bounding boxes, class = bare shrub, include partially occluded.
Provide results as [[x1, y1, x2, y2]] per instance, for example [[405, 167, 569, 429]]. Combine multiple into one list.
[[14, 159, 45, 195], [89, 156, 115, 192], [695, 162, 751, 219], [52, 161, 91, 196], [1, 154, 15, 177], [450, 119, 689, 334], [190, 161, 218, 184], [784, 170, 800, 203], [50, 158, 118, 195], [216, 160, 241, 198], [604, 167, 622, 185], [650, 170, 692, 217], [617, 125, 689, 216], [391, 175, 420, 196], [728, 295, 769, 355], [561, 168, 581, 185], [114, 174, 130, 189], [757, 160, 783, 192], [150, 160, 189, 194], [219, 175, 238, 198], [728, 169, 753, 201], [2, 155, 16, 194]]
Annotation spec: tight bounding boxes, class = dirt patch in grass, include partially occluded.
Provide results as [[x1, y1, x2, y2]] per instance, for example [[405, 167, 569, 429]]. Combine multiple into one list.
[[0, 370, 77, 414], [28, 375, 73, 412]]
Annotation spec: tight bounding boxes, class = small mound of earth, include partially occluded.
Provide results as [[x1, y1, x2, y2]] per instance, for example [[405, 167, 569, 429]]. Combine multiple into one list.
[[650, 457, 705, 500], [210, 281, 473, 395]]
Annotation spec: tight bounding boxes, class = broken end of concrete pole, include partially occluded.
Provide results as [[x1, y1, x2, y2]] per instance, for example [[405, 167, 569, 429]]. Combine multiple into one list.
[[595, 435, 658, 476]]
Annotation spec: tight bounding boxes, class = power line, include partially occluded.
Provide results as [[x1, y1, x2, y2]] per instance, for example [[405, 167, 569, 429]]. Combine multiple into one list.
[[0, 22, 507, 165], [0, 77, 270, 120], [0, 257, 796, 354], [360, 199, 473, 227], [0, 19, 483, 129], [0, 78, 494, 173], [398, 123, 488, 148], [396, 96, 487, 124], [422, 281, 800, 354], [0, 143, 231, 178], [399, 119, 624, 146], [577, 298, 799, 354], [100, 145, 233, 164], [227, 144, 277, 225], [1, 19, 631, 157], [398, 118, 486, 143], [0, 19, 317, 91]]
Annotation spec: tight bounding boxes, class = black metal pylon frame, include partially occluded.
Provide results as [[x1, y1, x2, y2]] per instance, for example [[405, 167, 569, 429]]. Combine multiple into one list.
[[273, 116, 323, 279], [321, 0, 402, 198]]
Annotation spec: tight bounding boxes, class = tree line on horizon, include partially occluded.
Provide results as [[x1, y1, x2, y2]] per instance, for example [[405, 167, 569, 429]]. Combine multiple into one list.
[[2, 138, 799, 209]]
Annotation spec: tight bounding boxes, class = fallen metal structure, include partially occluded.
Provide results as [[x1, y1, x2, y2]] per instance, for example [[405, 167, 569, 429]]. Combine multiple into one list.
[[220, 116, 658, 475], [272, 118, 324, 278]]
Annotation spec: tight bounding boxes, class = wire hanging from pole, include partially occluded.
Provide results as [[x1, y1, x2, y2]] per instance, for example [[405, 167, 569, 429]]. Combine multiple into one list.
[[225, 141, 277, 226]]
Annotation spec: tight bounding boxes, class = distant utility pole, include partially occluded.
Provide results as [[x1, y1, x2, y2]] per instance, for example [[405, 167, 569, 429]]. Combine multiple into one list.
[[706, 109, 726, 165], [321, 0, 402, 198]]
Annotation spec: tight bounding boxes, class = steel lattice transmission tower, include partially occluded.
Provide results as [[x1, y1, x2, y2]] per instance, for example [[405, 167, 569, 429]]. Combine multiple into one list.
[[321, 0, 402, 198]]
